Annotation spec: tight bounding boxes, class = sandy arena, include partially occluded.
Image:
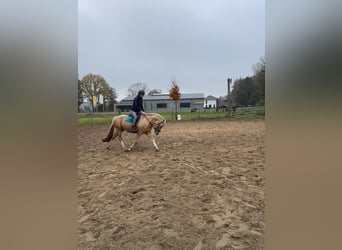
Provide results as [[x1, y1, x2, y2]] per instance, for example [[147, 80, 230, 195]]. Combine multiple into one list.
[[78, 119, 265, 249]]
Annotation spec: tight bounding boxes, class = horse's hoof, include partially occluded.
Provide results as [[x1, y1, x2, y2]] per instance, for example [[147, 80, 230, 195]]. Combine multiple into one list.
[[125, 148, 131, 152], [106, 146, 111, 150], [155, 148, 160, 152]]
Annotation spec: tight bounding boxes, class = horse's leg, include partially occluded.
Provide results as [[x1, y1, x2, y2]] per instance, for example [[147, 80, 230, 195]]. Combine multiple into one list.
[[118, 130, 126, 149], [127, 133, 142, 151], [147, 131, 159, 151]]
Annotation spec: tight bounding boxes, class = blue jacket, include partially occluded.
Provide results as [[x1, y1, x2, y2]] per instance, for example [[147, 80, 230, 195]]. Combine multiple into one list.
[[132, 95, 144, 113]]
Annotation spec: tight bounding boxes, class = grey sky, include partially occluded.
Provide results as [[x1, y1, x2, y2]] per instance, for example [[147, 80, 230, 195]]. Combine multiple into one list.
[[78, 0, 265, 101]]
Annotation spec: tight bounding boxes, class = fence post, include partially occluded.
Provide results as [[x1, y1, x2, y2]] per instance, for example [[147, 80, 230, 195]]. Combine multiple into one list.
[[227, 78, 232, 117]]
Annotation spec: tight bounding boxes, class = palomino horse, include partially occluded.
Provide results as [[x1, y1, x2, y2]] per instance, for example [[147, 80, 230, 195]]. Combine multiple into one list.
[[102, 113, 166, 151]]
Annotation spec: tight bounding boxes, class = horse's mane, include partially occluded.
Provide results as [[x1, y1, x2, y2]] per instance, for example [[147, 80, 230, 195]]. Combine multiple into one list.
[[146, 113, 164, 121]]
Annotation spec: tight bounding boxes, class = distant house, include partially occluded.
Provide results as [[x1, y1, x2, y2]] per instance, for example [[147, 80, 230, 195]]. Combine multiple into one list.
[[204, 95, 218, 109], [117, 93, 205, 113]]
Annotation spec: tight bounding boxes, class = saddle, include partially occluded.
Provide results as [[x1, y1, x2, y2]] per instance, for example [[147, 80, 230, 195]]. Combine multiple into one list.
[[125, 115, 133, 123], [125, 113, 142, 124]]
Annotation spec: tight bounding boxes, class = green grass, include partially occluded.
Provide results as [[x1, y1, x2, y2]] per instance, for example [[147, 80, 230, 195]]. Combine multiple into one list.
[[78, 107, 265, 126], [78, 115, 113, 126]]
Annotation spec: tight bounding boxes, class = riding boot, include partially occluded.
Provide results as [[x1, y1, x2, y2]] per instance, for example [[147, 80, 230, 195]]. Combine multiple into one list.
[[131, 124, 137, 132]]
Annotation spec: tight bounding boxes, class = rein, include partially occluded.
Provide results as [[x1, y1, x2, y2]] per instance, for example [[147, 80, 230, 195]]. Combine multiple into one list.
[[144, 114, 154, 126], [144, 114, 164, 133], [144, 115, 162, 128]]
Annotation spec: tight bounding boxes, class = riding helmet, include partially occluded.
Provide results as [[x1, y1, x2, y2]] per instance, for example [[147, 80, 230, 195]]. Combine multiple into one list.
[[138, 90, 145, 96]]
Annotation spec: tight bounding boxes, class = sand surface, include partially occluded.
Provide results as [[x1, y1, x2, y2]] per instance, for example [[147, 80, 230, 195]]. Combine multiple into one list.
[[78, 119, 265, 249]]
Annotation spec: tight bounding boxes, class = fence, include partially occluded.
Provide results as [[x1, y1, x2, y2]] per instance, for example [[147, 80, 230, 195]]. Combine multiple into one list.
[[78, 106, 265, 126]]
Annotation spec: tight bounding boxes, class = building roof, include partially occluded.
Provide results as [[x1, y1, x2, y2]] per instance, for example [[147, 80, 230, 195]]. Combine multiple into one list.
[[120, 93, 204, 102], [205, 95, 218, 100]]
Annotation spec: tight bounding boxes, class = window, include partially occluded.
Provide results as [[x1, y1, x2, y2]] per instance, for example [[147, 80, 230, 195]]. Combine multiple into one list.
[[180, 103, 190, 108], [157, 103, 167, 108]]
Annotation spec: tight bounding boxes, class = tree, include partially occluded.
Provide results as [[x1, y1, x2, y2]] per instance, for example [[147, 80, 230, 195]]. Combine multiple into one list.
[[217, 96, 226, 109], [252, 57, 265, 106], [103, 87, 117, 112], [79, 73, 111, 112], [169, 80, 181, 119], [148, 89, 162, 95], [127, 83, 149, 96], [232, 77, 254, 106], [231, 57, 265, 107], [253, 57, 265, 75]]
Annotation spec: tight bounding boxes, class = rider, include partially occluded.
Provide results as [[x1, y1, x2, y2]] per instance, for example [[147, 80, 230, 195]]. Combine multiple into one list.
[[130, 90, 146, 132]]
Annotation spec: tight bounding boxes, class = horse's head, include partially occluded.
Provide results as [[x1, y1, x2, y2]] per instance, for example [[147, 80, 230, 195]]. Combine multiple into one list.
[[153, 119, 165, 135]]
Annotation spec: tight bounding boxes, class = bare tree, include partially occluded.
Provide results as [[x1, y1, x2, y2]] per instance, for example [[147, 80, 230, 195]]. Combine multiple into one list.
[[148, 89, 162, 95], [127, 83, 149, 96], [253, 56, 265, 74]]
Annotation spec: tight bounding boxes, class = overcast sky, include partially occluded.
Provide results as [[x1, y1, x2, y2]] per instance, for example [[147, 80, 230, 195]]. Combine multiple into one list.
[[78, 0, 265, 101]]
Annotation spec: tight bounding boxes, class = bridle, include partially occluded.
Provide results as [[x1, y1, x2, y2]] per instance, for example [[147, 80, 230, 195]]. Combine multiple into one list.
[[144, 115, 164, 135]]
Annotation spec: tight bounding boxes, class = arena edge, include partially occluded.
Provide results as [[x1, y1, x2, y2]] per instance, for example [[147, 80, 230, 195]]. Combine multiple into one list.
[[78, 107, 265, 126]]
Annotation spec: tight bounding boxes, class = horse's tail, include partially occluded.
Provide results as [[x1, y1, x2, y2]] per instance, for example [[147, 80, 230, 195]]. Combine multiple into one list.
[[102, 118, 115, 142]]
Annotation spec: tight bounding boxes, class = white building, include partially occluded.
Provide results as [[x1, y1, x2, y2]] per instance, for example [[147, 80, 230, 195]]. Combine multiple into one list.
[[204, 95, 218, 109]]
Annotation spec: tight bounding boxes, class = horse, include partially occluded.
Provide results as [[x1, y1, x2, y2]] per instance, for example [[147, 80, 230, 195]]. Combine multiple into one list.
[[102, 113, 166, 151]]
